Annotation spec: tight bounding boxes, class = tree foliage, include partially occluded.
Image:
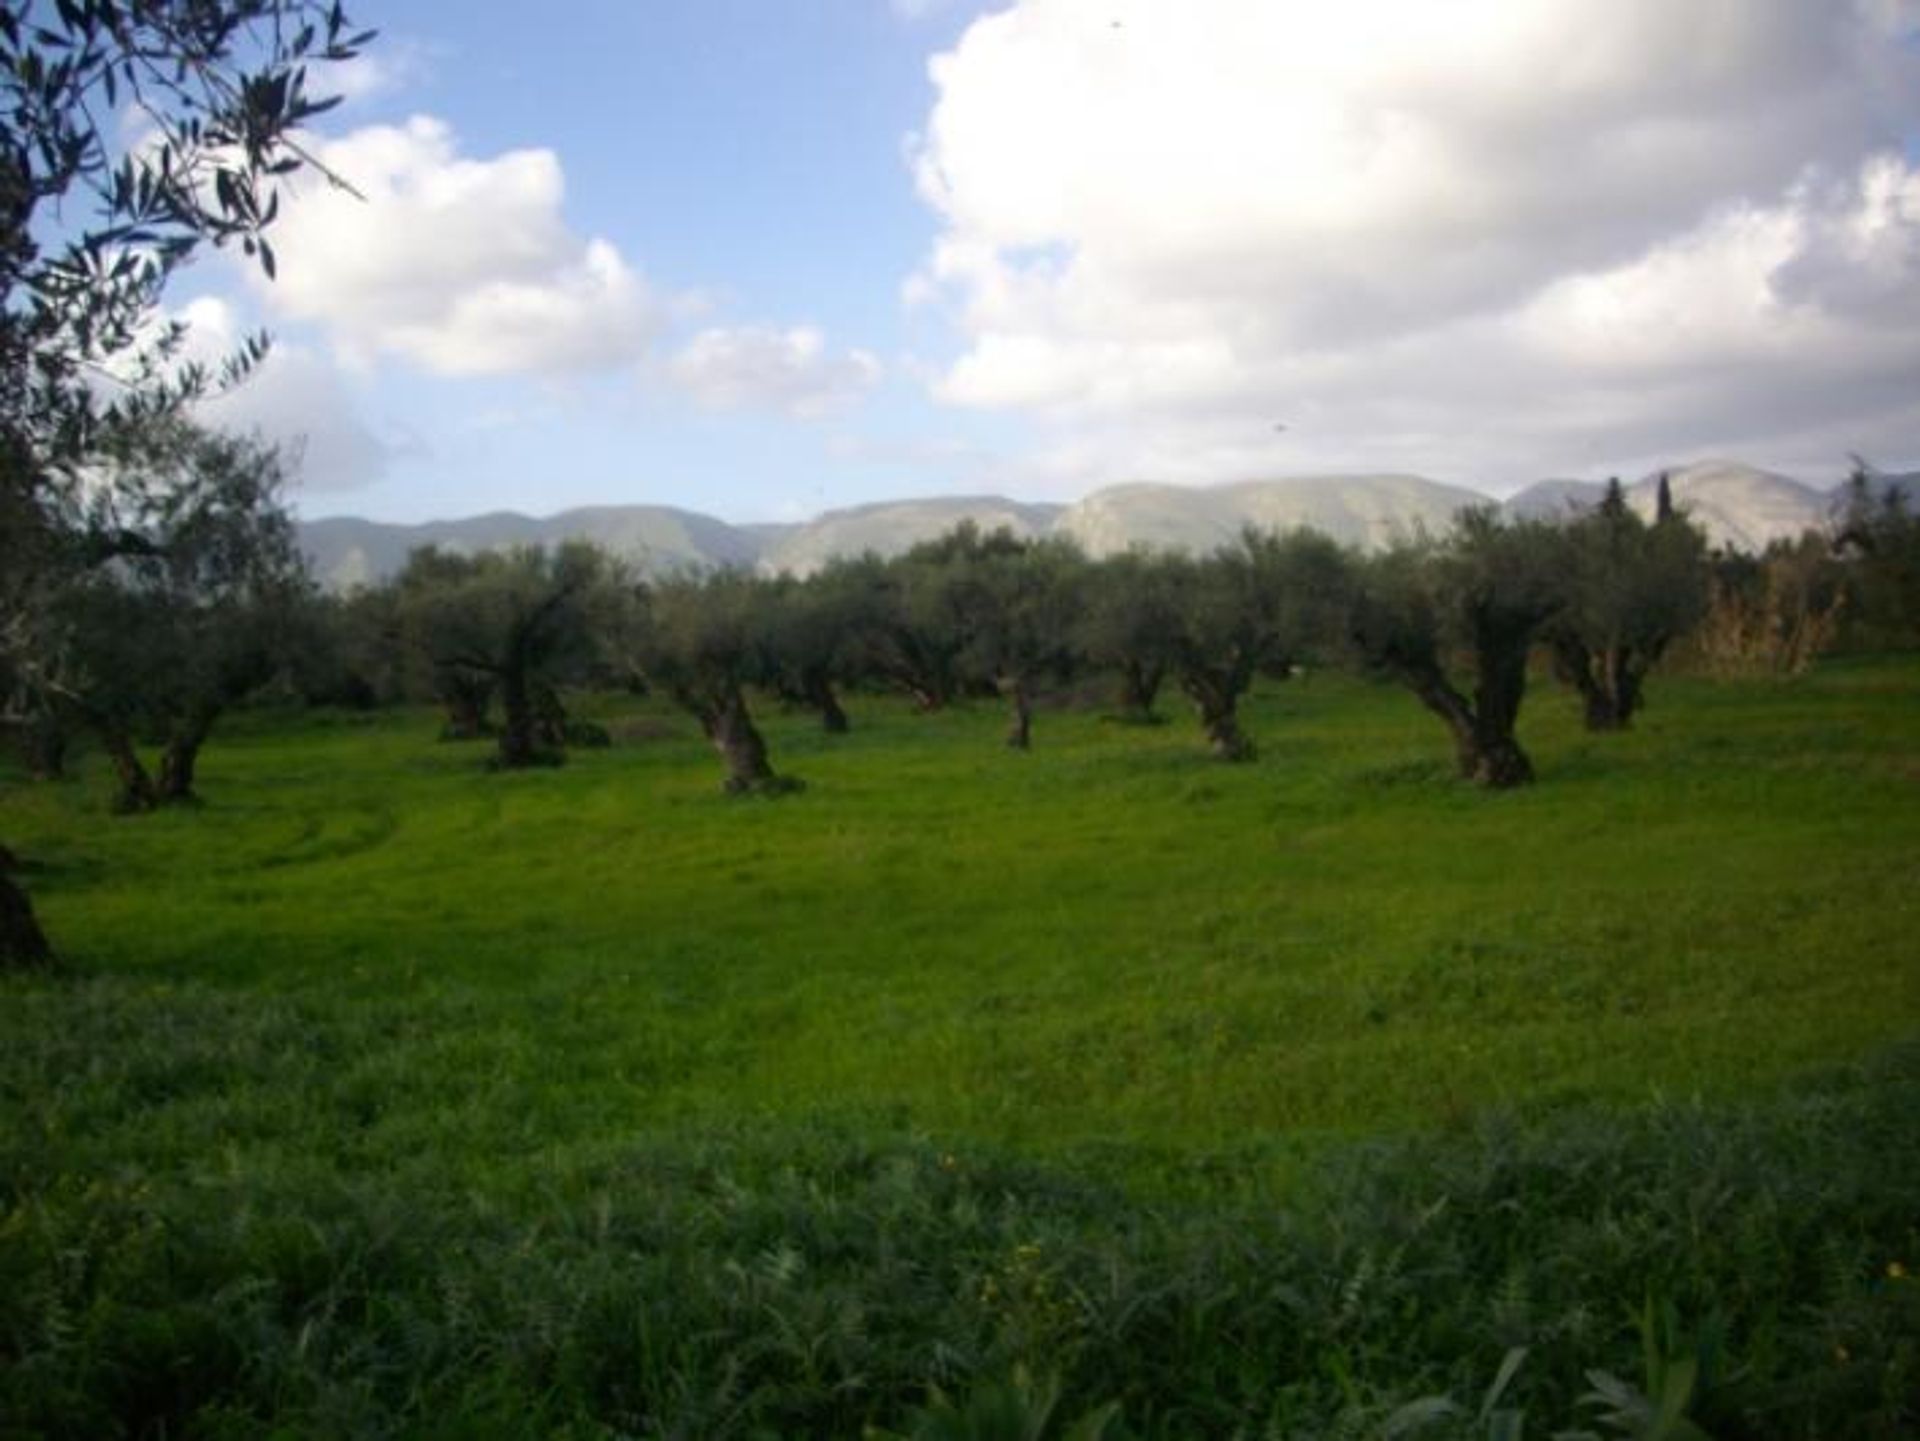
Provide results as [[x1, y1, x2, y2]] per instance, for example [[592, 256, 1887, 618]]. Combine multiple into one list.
[[631, 573, 799, 795], [948, 536, 1086, 750], [1353, 511, 1565, 787], [0, 0, 371, 964], [1166, 528, 1351, 762], [1545, 480, 1708, 730], [394, 544, 625, 769], [34, 421, 306, 810], [1835, 463, 1920, 647]]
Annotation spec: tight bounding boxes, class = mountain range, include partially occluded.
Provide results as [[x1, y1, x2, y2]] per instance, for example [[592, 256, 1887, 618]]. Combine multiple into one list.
[[298, 459, 1912, 591]]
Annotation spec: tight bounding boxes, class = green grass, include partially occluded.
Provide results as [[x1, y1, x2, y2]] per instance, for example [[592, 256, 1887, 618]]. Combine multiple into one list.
[[3, 660, 1918, 1434]]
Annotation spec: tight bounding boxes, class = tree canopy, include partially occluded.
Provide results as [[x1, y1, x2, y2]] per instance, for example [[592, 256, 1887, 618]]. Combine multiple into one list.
[[0, 0, 372, 966]]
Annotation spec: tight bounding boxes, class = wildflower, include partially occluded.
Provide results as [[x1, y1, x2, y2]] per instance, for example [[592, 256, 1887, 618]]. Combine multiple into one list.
[[1889, 1261, 1908, 1281]]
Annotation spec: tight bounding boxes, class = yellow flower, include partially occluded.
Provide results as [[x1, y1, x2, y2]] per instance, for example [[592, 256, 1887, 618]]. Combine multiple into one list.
[[1889, 1260, 1908, 1281]]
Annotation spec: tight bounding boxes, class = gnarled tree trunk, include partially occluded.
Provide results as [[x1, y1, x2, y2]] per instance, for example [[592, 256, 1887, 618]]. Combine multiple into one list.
[[690, 684, 796, 794], [102, 730, 159, 813], [802, 668, 849, 734], [1551, 634, 1643, 732], [157, 707, 217, 803], [0, 870, 51, 969], [1181, 673, 1256, 762], [495, 662, 541, 768], [437, 671, 494, 741], [1002, 676, 1033, 750], [1407, 670, 1482, 780], [1116, 659, 1164, 723], [1467, 635, 1535, 788]]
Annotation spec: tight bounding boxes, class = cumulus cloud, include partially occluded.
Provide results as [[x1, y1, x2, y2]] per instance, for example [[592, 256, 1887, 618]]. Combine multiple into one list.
[[170, 297, 398, 494], [256, 116, 663, 377], [910, 0, 1920, 486], [666, 326, 882, 417]]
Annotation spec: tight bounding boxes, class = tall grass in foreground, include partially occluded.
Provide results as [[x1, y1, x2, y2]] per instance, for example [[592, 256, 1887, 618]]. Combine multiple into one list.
[[2, 991, 1915, 1436]]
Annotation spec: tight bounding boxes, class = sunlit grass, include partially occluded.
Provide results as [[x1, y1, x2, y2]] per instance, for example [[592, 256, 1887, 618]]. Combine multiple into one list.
[[3, 657, 1917, 1433], [10, 660, 1916, 1153]]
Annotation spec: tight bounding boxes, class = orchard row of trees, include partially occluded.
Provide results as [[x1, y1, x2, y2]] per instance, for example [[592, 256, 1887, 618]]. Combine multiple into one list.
[[15, 444, 1920, 828], [256, 471, 1910, 795]]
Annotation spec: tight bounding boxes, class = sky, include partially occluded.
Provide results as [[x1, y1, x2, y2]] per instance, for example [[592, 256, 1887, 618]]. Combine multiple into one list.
[[179, 0, 1920, 523]]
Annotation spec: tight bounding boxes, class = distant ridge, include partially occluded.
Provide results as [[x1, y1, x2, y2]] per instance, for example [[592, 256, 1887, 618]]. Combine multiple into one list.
[[758, 495, 1064, 579], [299, 505, 759, 591], [297, 459, 1869, 591], [1498, 460, 1830, 552]]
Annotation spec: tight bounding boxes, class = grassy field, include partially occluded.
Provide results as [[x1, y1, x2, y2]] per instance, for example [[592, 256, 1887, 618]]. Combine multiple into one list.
[[3, 660, 1918, 1435]]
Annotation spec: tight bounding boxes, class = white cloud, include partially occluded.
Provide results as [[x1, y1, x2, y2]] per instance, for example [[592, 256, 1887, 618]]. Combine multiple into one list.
[[170, 297, 398, 494], [326, 41, 430, 106], [666, 326, 882, 418], [256, 116, 663, 377], [911, 0, 1920, 485]]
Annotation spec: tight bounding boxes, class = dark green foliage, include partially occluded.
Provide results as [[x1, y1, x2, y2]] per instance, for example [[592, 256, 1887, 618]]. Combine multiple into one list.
[[1546, 480, 1709, 730], [1078, 549, 1184, 723], [1836, 463, 1920, 647], [864, 524, 1034, 711], [1353, 511, 1566, 787], [285, 586, 408, 711], [394, 543, 625, 769], [0, 0, 370, 965], [1166, 528, 1353, 761], [29, 421, 306, 811], [756, 566, 876, 733], [0, 0, 372, 471], [948, 536, 1087, 750], [632, 572, 799, 793]]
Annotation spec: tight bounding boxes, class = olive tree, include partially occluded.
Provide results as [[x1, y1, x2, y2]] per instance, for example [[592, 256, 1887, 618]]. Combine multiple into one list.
[[1167, 528, 1352, 762], [1079, 548, 1184, 723], [1835, 463, 1920, 647], [952, 537, 1086, 750], [396, 543, 623, 770], [757, 565, 883, 734], [0, 0, 373, 964], [32, 422, 306, 811], [1545, 480, 1708, 730], [854, 525, 1032, 712], [632, 573, 799, 794], [1351, 511, 1565, 788]]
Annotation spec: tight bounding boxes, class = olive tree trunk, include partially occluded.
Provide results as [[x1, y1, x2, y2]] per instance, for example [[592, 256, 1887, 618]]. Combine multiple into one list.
[[102, 730, 159, 813], [437, 672, 494, 741], [495, 663, 541, 768], [803, 669, 850, 734], [1180, 672, 1256, 762], [1115, 659, 1164, 723], [1002, 676, 1034, 750], [1405, 665, 1534, 789], [691, 684, 797, 794], [1551, 635, 1643, 732], [156, 708, 217, 803], [1468, 639, 1535, 787]]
